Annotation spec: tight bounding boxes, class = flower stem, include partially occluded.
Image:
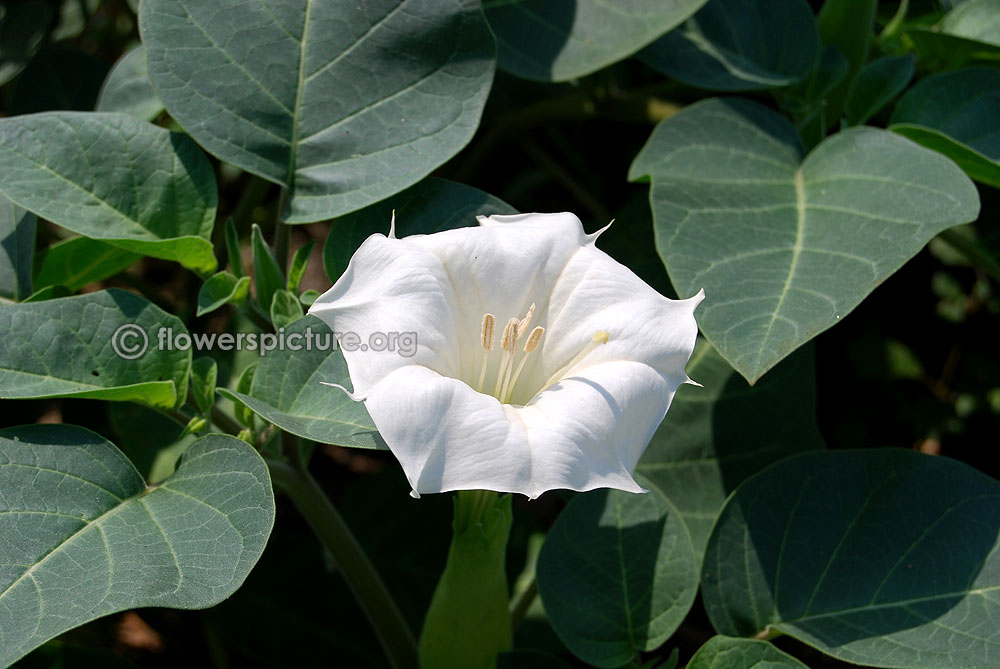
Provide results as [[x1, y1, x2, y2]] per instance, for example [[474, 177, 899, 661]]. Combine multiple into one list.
[[266, 458, 418, 669], [419, 490, 513, 669]]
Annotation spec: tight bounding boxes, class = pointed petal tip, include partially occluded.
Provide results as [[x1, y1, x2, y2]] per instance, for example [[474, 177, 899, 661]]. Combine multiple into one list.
[[319, 381, 366, 402], [409, 489, 421, 499], [585, 219, 614, 245], [685, 376, 704, 388], [388, 210, 397, 239]]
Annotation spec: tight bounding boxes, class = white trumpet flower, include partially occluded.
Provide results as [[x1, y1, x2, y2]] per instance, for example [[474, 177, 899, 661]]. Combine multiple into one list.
[[309, 213, 702, 499]]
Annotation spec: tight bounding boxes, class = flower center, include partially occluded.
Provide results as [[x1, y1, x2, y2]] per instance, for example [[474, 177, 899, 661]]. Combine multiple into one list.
[[474, 303, 608, 405]]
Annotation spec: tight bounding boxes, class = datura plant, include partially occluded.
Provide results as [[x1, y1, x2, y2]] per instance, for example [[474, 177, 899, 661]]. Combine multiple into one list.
[[1, 1, 999, 668]]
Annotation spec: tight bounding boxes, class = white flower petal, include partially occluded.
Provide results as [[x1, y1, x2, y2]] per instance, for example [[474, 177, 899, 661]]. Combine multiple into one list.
[[307, 233, 460, 395], [406, 213, 589, 384], [365, 359, 685, 499], [363, 365, 533, 496]]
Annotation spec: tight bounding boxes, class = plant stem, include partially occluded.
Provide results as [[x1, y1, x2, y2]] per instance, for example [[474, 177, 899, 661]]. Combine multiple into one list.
[[209, 406, 242, 435], [241, 302, 274, 332], [508, 576, 537, 629], [266, 458, 418, 669]]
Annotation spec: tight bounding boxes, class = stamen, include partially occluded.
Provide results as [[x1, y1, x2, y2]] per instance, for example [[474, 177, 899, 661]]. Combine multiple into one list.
[[517, 303, 536, 339], [476, 313, 495, 392], [523, 326, 544, 353], [481, 313, 495, 351], [504, 326, 545, 403], [492, 318, 519, 398], [540, 330, 609, 392]]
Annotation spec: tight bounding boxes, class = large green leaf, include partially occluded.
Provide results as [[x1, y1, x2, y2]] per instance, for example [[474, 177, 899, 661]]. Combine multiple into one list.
[[890, 68, 1000, 189], [536, 489, 697, 668], [33, 237, 141, 293], [0, 289, 190, 409], [688, 636, 808, 669], [0, 194, 35, 301], [636, 341, 823, 561], [0, 424, 274, 667], [140, 0, 495, 223], [0, 112, 217, 273], [96, 44, 164, 122], [639, 0, 818, 91], [629, 98, 980, 383], [484, 0, 706, 82], [217, 316, 383, 449], [323, 177, 516, 281], [702, 449, 1000, 667]]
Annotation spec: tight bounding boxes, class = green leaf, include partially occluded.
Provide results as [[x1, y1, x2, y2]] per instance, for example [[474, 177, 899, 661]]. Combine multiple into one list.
[[629, 98, 980, 383], [287, 240, 314, 294], [702, 449, 1000, 667], [639, 0, 818, 92], [21, 285, 71, 303], [323, 177, 516, 282], [191, 356, 218, 414], [217, 316, 383, 449], [815, 0, 877, 122], [536, 489, 698, 668], [298, 289, 320, 306], [687, 636, 808, 669], [224, 217, 244, 277], [196, 271, 250, 317], [844, 54, 914, 126], [937, 0, 1000, 47], [905, 0, 1000, 65], [270, 289, 304, 329], [484, 0, 706, 82], [0, 0, 54, 86], [232, 362, 258, 429], [96, 44, 164, 122], [252, 224, 285, 316], [0, 424, 274, 666], [0, 194, 35, 301], [636, 342, 823, 561], [0, 288, 190, 409], [108, 402, 190, 482], [34, 237, 141, 293], [139, 0, 495, 223], [890, 67, 1000, 188], [787, 46, 849, 150], [0, 112, 217, 274], [9, 48, 109, 115]]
